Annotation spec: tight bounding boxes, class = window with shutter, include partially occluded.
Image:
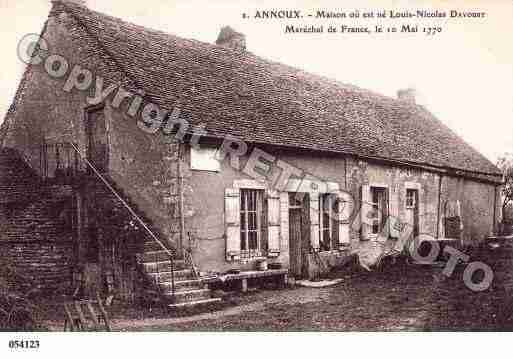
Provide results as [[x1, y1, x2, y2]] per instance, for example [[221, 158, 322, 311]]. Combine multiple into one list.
[[225, 188, 241, 261], [240, 189, 265, 258], [335, 191, 353, 246], [369, 187, 388, 235], [319, 193, 339, 251]]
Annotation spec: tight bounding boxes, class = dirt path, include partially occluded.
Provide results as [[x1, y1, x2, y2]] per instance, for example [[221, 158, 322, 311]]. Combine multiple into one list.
[[44, 286, 333, 331]]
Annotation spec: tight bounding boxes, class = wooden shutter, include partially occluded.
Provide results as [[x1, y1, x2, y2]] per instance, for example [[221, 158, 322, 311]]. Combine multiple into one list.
[[336, 191, 352, 245], [361, 185, 373, 240], [279, 192, 289, 254], [310, 194, 320, 250], [380, 189, 389, 233], [225, 188, 241, 261], [388, 185, 400, 238], [267, 190, 281, 257]]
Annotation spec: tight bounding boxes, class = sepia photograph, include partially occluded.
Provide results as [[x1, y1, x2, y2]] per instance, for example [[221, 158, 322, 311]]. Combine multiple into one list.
[[0, 0, 513, 354]]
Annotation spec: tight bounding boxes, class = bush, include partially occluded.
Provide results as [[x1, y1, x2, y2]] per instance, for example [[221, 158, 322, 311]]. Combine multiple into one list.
[[0, 258, 45, 331]]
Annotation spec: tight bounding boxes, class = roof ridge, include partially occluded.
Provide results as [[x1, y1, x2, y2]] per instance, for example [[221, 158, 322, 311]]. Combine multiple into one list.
[[53, 1, 399, 102]]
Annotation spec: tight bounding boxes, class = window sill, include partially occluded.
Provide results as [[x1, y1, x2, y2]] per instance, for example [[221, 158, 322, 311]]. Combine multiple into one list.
[[239, 250, 263, 258], [318, 249, 338, 255], [190, 168, 220, 173], [226, 253, 281, 263], [318, 248, 350, 255]]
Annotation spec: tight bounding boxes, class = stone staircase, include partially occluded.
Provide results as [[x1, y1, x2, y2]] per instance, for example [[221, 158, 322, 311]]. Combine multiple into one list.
[[138, 241, 221, 309], [83, 171, 221, 310]]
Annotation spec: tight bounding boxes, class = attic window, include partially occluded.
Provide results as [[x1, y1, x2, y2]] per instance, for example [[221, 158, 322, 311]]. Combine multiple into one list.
[[190, 147, 220, 172]]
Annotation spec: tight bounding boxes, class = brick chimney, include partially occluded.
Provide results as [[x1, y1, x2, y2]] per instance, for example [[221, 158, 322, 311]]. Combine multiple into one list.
[[215, 26, 246, 51], [397, 88, 416, 104]]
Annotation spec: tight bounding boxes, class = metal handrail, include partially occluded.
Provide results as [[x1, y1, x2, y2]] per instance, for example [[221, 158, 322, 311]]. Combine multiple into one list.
[[183, 236, 200, 281], [38, 142, 80, 181], [68, 143, 176, 302]]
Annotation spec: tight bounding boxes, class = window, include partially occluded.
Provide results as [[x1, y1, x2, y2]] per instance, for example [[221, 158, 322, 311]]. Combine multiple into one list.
[[370, 187, 388, 234], [190, 147, 221, 172], [240, 189, 266, 257], [406, 189, 417, 208], [319, 194, 339, 251]]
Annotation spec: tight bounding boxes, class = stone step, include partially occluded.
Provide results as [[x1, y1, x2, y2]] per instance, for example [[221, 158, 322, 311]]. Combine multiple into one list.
[[143, 241, 175, 252], [164, 288, 211, 303], [147, 269, 195, 282], [139, 250, 182, 263], [159, 279, 204, 292], [167, 297, 222, 309], [143, 241, 161, 252], [142, 259, 188, 272]]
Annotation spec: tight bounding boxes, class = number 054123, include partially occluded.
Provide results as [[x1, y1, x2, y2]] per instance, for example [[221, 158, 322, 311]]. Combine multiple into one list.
[[8, 340, 40, 349]]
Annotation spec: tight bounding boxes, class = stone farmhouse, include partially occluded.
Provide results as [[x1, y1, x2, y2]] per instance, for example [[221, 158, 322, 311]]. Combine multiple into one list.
[[0, 0, 503, 307]]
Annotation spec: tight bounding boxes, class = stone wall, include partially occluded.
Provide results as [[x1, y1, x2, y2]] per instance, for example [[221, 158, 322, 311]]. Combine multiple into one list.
[[344, 157, 441, 243], [0, 4, 501, 283], [0, 9, 182, 295], [440, 175, 498, 241], [0, 148, 41, 205], [0, 241, 74, 292], [185, 143, 500, 275], [0, 151, 75, 292]]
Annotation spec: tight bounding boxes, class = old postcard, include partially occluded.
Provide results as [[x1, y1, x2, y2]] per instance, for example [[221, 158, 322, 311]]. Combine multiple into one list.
[[0, 0, 512, 357]]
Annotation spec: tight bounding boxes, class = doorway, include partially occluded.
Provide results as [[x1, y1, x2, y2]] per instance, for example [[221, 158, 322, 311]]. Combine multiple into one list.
[[85, 105, 108, 173], [405, 189, 419, 238], [288, 192, 310, 278]]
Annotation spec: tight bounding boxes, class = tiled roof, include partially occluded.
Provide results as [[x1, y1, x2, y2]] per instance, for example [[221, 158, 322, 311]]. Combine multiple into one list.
[[44, 1, 501, 178]]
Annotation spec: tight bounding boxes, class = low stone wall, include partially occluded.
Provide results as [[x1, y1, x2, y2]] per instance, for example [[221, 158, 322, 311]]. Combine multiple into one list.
[[0, 148, 41, 205], [0, 149, 76, 293], [0, 240, 74, 293]]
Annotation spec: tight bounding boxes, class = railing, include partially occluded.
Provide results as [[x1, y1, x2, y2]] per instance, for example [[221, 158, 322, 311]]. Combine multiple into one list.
[[39, 142, 81, 183], [66, 142, 177, 303], [184, 234, 200, 281]]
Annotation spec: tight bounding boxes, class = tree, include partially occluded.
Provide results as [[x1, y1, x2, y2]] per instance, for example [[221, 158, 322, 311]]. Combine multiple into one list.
[[497, 153, 513, 223]]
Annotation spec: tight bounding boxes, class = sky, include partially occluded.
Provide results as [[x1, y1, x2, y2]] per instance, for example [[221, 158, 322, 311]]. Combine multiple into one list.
[[0, 0, 512, 163]]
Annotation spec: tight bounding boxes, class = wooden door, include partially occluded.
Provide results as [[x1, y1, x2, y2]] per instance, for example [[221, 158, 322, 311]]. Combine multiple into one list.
[[288, 193, 310, 278], [85, 106, 108, 173]]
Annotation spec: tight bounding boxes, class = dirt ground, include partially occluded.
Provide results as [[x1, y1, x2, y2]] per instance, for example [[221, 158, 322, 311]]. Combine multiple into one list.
[[42, 242, 513, 332], [117, 264, 504, 331]]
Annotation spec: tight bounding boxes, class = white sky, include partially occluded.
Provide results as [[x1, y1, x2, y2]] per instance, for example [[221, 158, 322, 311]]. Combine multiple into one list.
[[0, 0, 512, 163]]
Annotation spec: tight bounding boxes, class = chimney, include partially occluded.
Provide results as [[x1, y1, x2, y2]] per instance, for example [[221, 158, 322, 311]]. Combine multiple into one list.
[[215, 26, 246, 51], [397, 88, 416, 104]]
